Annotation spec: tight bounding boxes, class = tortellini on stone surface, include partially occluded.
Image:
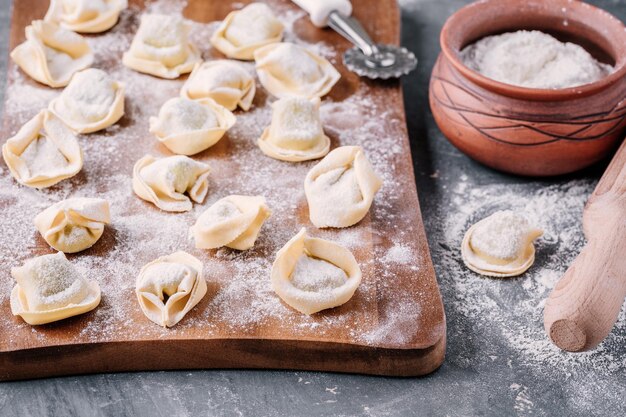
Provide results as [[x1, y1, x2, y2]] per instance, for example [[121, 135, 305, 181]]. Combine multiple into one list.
[[258, 96, 330, 162], [304, 146, 382, 228], [44, 0, 128, 33], [10, 20, 94, 88], [149, 97, 236, 156], [132, 154, 211, 213], [210, 3, 284, 61], [10, 252, 101, 325], [122, 14, 201, 79], [271, 228, 362, 315], [461, 210, 543, 277], [180, 60, 256, 111], [34, 197, 111, 254], [135, 251, 207, 328], [48, 68, 125, 134], [191, 195, 271, 251], [254, 42, 340, 99], [2, 110, 83, 189]]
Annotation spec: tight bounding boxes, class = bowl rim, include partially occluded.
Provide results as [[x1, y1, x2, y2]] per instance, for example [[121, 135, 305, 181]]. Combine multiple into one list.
[[440, 0, 626, 101]]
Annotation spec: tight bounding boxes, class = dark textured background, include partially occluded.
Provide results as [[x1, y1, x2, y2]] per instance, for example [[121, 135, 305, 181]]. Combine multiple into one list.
[[1, 0, 625, 416]]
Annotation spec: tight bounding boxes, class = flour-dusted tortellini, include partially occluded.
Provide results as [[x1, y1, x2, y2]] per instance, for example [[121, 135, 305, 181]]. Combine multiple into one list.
[[191, 195, 271, 250], [48, 68, 125, 134], [10, 252, 101, 325], [34, 198, 111, 254], [10, 20, 94, 88], [135, 251, 207, 328], [44, 0, 128, 33], [258, 97, 330, 162], [254, 42, 340, 99], [132, 154, 211, 212], [122, 14, 201, 79], [304, 146, 382, 228], [271, 228, 362, 315], [181, 60, 256, 111], [461, 210, 543, 278], [2, 110, 83, 189], [210, 3, 284, 61], [149, 97, 236, 156]]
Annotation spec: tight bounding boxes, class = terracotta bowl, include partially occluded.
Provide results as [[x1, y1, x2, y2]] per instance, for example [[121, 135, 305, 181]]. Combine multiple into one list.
[[429, 0, 626, 176]]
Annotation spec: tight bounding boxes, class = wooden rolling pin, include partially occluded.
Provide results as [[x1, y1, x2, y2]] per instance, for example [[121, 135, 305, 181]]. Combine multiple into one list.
[[544, 139, 626, 352]]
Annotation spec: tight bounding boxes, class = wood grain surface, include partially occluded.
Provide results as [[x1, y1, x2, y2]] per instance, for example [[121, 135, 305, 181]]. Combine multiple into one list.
[[0, 0, 446, 380]]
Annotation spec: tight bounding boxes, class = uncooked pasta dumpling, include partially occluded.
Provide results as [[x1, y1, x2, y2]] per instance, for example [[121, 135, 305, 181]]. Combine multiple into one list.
[[181, 60, 256, 111], [210, 3, 284, 61], [122, 14, 201, 79], [304, 146, 382, 228], [44, 0, 128, 33], [149, 97, 236, 156], [132, 154, 211, 212], [191, 195, 271, 250], [10, 20, 93, 88], [461, 210, 543, 277], [10, 252, 101, 325], [135, 251, 207, 327], [254, 42, 340, 99], [49, 68, 125, 134], [258, 97, 330, 162], [271, 228, 361, 315], [34, 197, 111, 254], [2, 110, 83, 189]]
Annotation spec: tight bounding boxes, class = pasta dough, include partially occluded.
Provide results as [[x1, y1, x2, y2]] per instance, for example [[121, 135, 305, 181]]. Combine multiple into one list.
[[254, 42, 340, 99], [191, 195, 271, 250], [122, 14, 201, 79], [10, 20, 94, 88], [2, 110, 83, 189], [210, 3, 284, 61], [181, 60, 256, 111], [10, 252, 101, 325], [48, 68, 125, 134], [149, 97, 236, 156], [271, 228, 361, 315], [258, 97, 330, 162], [461, 210, 543, 277], [44, 0, 127, 33], [135, 251, 207, 327], [34, 197, 111, 253], [305, 146, 382, 228], [132, 154, 211, 212]]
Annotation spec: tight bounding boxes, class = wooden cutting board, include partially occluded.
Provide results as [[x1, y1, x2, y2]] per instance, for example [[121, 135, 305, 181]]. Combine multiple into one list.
[[0, 0, 445, 380]]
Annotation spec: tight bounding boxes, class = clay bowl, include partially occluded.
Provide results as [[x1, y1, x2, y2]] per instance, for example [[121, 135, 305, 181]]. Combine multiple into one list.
[[429, 0, 626, 176]]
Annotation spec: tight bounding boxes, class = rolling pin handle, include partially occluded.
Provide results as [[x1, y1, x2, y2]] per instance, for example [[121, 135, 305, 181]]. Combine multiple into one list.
[[291, 0, 353, 27]]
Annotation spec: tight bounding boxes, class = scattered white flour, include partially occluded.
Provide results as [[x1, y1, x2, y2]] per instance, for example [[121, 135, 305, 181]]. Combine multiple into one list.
[[461, 30, 613, 89]]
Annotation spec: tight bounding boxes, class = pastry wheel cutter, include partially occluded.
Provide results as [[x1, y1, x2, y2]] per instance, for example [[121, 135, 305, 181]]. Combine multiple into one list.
[[291, 0, 417, 79]]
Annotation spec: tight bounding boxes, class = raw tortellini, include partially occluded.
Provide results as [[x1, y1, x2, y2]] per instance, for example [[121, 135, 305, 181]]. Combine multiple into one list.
[[149, 97, 236, 156], [271, 228, 362, 315], [191, 195, 271, 250], [461, 210, 543, 277], [44, 0, 128, 33], [132, 154, 211, 212], [10, 252, 101, 325], [2, 110, 83, 189], [135, 251, 207, 328], [254, 42, 340, 99], [210, 3, 284, 61], [181, 60, 256, 111], [304, 146, 382, 228], [49, 68, 125, 134], [122, 14, 201, 79], [10, 20, 93, 88], [34, 198, 111, 254], [258, 97, 330, 162]]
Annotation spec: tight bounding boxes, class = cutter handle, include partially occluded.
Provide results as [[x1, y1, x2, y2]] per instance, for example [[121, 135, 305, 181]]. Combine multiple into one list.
[[291, 0, 352, 27]]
